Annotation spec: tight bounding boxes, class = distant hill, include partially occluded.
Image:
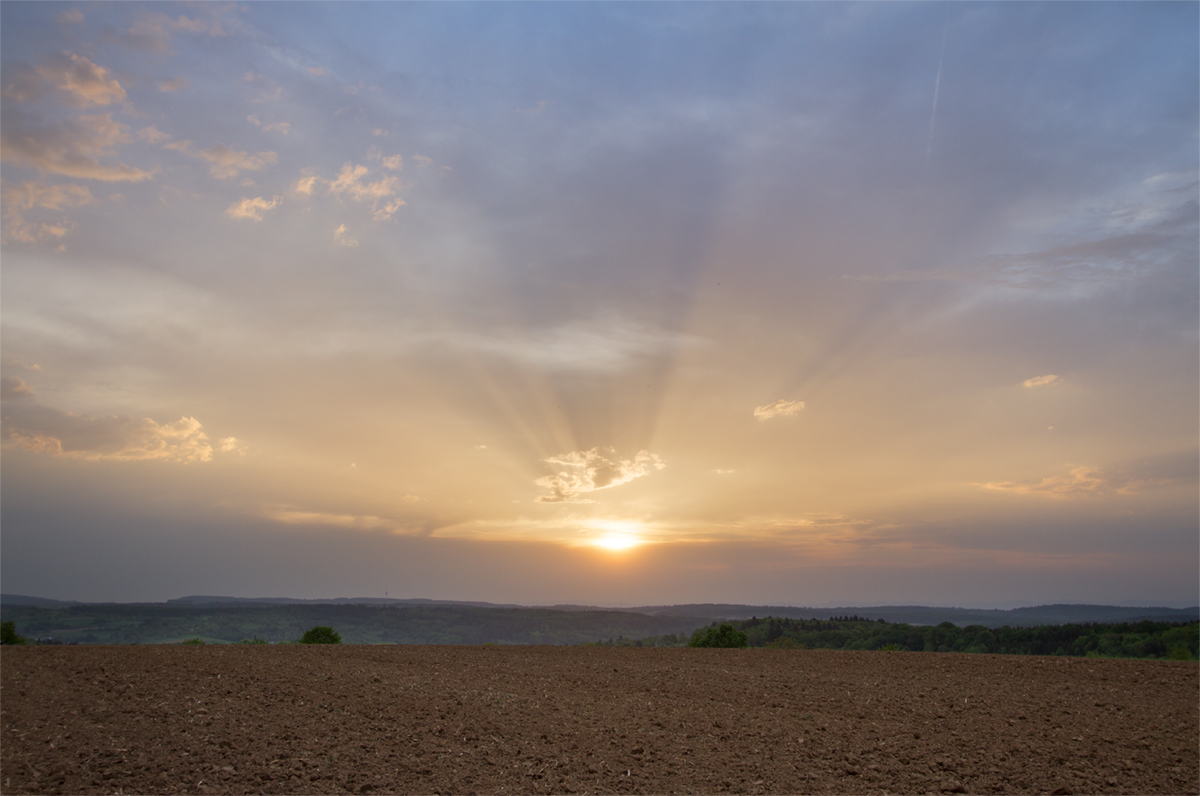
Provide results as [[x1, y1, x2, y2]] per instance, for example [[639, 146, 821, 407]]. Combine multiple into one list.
[[165, 595, 522, 609], [0, 594, 82, 607], [628, 603, 1200, 628], [3, 593, 1196, 632]]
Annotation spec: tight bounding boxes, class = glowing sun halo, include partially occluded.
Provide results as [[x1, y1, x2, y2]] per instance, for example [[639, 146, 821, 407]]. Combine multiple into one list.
[[592, 533, 641, 551]]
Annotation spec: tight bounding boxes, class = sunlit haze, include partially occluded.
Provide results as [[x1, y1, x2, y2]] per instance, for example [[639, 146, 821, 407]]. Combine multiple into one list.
[[2, 2, 1196, 608]]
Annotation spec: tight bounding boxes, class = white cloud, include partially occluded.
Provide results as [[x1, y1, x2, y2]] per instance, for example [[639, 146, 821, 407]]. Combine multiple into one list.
[[225, 195, 281, 221], [247, 115, 290, 135], [165, 141, 278, 179], [292, 174, 318, 196], [136, 125, 170, 144], [327, 163, 403, 219], [1, 112, 156, 182], [413, 155, 433, 167], [753, 399, 805, 420], [1023, 374, 1059, 388], [218, 436, 247, 454], [2, 53, 126, 107], [978, 466, 1163, 498], [120, 10, 230, 52], [457, 320, 692, 372], [57, 9, 84, 24], [261, 505, 420, 533], [158, 76, 189, 92], [381, 154, 403, 171], [535, 447, 665, 503], [1, 180, 94, 243], [1, 376, 35, 400], [334, 223, 358, 247], [3, 408, 215, 463]]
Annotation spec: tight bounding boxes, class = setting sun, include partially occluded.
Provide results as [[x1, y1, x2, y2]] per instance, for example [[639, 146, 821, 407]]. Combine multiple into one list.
[[592, 533, 641, 552]]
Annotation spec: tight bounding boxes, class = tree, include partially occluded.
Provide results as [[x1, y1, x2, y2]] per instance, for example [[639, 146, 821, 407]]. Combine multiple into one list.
[[689, 623, 749, 648], [300, 626, 342, 644], [1, 621, 26, 645]]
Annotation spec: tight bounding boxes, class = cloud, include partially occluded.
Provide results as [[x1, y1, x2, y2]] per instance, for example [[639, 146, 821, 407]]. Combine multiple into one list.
[[1, 376, 35, 400], [292, 174, 318, 196], [136, 125, 170, 144], [535, 447, 665, 503], [225, 195, 281, 221], [157, 77, 189, 93], [381, 155, 402, 171], [456, 320, 692, 372], [262, 505, 421, 534], [2, 180, 94, 212], [3, 405, 216, 463], [118, 11, 230, 52], [1023, 374, 1060, 388], [2, 53, 126, 107], [165, 141, 278, 179], [1, 180, 94, 242], [327, 163, 403, 219], [308, 67, 328, 77], [1, 111, 156, 182], [247, 115, 289, 135], [753, 399, 805, 420], [413, 155, 433, 167], [978, 465, 1168, 498], [218, 436, 246, 454], [334, 223, 358, 247], [57, 9, 84, 24]]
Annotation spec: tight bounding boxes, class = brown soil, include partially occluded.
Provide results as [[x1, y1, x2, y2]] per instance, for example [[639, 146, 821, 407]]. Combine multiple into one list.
[[1, 646, 1196, 795]]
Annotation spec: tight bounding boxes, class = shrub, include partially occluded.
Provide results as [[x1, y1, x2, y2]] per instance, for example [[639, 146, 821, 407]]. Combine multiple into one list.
[[1, 621, 27, 645], [1167, 646, 1194, 661], [237, 637, 268, 644], [300, 626, 342, 644], [181, 638, 206, 645], [879, 643, 903, 651], [766, 636, 802, 650], [689, 623, 749, 648]]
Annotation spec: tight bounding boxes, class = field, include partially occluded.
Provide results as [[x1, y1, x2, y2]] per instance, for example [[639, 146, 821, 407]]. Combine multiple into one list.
[[1, 646, 1196, 795]]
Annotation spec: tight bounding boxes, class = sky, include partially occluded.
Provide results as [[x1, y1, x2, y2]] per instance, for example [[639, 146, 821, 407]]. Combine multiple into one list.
[[1, 2, 1197, 608]]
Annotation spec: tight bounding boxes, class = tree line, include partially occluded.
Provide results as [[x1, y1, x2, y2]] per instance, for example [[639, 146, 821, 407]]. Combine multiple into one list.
[[591, 617, 1198, 659]]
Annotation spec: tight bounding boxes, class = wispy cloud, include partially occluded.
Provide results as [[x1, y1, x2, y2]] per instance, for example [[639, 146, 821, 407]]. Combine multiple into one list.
[[117, 9, 231, 52], [753, 399, 805, 420], [262, 505, 425, 534], [1, 180, 93, 242], [164, 141, 278, 179], [3, 405, 217, 464], [1, 111, 156, 182], [2, 53, 126, 107], [535, 447, 664, 503], [978, 466, 1165, 498], [328, 163, 404, 219], [247, 115, 290, 135], [1023, 374, 1059, 388], [0, 376, 35, 400], [225, 195, 281, 221], [157, 77, 190, 93]]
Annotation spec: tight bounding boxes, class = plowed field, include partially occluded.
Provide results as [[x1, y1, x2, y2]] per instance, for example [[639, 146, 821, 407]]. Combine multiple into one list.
[[1, 645, 1196, 795]]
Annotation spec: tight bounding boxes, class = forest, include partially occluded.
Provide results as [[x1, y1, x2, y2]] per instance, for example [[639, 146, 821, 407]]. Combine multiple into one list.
[[591, 615, 1199, 659]]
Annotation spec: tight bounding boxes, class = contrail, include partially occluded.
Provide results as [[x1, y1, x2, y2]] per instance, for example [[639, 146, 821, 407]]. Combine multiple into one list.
[[925, 19, 949, 164]]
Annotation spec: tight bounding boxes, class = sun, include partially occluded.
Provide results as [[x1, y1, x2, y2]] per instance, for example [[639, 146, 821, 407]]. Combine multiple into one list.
[[592, 532, 641, 551], [584, 520, 647, 551]]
